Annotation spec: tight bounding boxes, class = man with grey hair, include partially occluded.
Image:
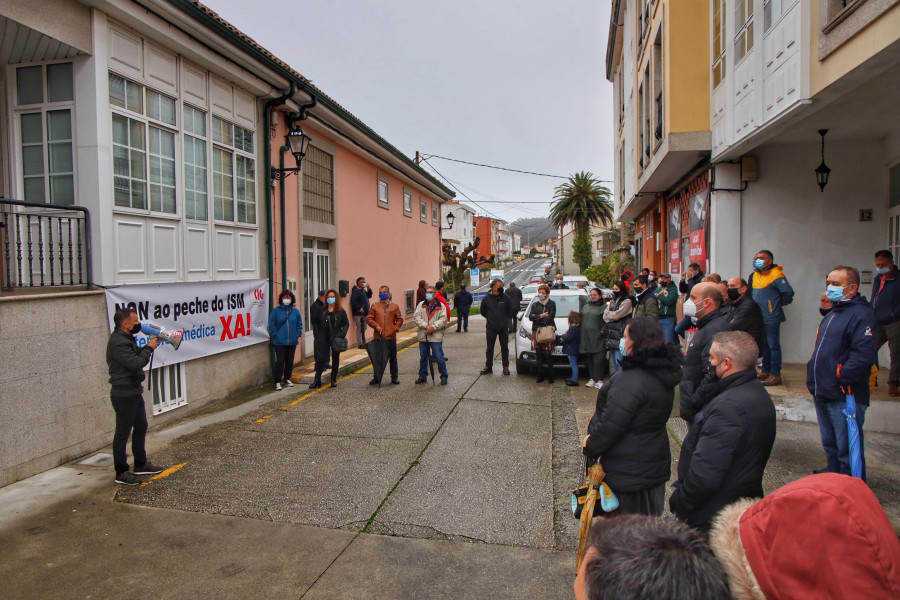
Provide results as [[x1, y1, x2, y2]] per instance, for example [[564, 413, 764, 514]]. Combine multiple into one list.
[[575, 514, 731, 600], [670, 330, 776, 533]]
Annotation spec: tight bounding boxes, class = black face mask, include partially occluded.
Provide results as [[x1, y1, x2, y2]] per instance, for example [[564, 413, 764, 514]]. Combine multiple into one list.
[[130, 322, 142, 335], [633, 286, 643, 294], [727, 288, 741, 301], [707, 362, 721, 382]]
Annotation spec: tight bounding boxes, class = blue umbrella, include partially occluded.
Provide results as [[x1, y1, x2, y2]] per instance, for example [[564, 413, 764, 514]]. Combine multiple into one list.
[[842, 385, 863, 479]]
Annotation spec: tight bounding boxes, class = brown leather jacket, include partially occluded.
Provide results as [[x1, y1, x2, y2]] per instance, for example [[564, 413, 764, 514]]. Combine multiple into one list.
[[367, 301, 404, 340]]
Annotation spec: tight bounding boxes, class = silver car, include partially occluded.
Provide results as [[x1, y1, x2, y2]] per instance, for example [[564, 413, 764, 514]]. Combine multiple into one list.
[[515, 288, 588, 375]]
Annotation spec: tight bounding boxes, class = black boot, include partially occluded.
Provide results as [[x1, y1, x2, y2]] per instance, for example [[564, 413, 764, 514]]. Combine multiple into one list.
[[330, 373, 338, 388], [309, 371, 323, 389]]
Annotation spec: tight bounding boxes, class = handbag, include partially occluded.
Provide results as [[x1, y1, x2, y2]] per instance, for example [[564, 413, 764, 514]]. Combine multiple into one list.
[[331, 337, 348, 352], [535, 325, 557, 345], [571, 456, 619, 519]]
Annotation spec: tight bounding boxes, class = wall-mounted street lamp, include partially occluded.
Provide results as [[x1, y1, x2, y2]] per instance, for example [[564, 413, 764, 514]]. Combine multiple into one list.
[[271, 124, 312, 181], [815, 129, 831, 193], [440, 211, 456, 231]]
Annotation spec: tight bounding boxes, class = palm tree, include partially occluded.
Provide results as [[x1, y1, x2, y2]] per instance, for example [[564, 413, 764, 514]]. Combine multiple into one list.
[[549, 171, 614, 233], [550, 172, 614, 272]]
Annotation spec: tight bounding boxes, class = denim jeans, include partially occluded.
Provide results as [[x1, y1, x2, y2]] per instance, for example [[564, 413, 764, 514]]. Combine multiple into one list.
[[419, 341, 448, 380], [611, 349, 623, 372], [762, 321, 782, 375], [815, 398, 867, 481], [567, 354, 579, 380], [658, 317, 676, 344]]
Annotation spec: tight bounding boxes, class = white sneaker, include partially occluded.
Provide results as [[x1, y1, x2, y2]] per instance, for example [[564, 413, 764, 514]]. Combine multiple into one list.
[[275, 382, 282, 391], [594, 381, 604, 389], [284, 380, 294, 387], [586, 379, 596, 387]]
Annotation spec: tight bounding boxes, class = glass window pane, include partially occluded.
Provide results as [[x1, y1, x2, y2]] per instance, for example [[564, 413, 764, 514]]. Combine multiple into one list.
[[212, 117, 232, 145], [184, 105, 207, 137], [109, 73, 127, 108], [23, 146, 45, 176], [50, 174, 75, 205], [147, 91, 176, 125], [130, 120, 145, 148], [112, 113, 128, 144], [21, 113, 43, 144], [49, 143, 73, 173], [213, 147, 234, 221], [24, 177, 45, 203], [47, 110, 72, 141], [17, 66, 43, 105], [47, 63, 74, 102], [126, 80, 142, 113]]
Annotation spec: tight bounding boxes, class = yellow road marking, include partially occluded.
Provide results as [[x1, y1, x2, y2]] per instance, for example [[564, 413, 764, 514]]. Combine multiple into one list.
[[139, 462, 188, 486]]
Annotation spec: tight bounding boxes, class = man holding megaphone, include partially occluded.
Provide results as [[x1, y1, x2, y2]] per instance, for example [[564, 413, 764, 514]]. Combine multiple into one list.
[[106, 308, 166, 486]]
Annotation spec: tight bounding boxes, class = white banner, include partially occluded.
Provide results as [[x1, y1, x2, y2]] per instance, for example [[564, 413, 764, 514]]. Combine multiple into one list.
[[104, 279, 269, 368]]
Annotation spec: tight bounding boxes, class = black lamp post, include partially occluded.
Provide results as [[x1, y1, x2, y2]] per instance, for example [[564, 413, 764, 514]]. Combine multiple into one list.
[[272, 125, 312, 180], [815, 129, 831, 193]]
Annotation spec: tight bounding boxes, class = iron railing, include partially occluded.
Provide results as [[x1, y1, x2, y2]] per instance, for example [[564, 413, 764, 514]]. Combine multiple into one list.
[[0, 198, 93, 290]]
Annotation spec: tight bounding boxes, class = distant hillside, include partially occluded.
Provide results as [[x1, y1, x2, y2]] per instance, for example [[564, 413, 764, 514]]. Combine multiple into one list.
[[509, 218, 555, 246]]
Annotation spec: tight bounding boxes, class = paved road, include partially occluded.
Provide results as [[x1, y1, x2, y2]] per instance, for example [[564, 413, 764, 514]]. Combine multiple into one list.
[[0, 319, 580, 600], [472, 257, 547, 293], [5, 316, 899, 599]]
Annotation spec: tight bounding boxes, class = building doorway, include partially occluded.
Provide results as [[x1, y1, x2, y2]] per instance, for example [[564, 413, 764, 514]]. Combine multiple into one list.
[[302, 238, 331, 356]]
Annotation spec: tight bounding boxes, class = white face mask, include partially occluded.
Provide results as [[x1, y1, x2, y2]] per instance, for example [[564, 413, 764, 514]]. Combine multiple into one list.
[[683, 299, 698, 318], [538, 293, 547, 301], [282, 298, 291, 306]]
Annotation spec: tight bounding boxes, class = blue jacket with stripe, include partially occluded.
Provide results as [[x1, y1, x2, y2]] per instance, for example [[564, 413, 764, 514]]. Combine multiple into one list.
[[806, 295, 877, 405]]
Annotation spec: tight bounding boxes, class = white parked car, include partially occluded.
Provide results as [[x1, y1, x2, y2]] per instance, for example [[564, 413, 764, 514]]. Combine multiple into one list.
[[517, 283, 542, 312], [515, 288, 588, 375]]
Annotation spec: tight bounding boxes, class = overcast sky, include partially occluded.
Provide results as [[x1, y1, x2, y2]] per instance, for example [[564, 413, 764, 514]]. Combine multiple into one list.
[[212, 0, 613, 223]]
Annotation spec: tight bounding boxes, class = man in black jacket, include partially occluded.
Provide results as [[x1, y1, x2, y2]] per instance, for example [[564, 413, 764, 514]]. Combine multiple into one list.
[[106, 308, 163, 486], [680, 283, 731, 423], [506, 281, 523, 331], [453, 284, 473, 332], [479, 279, 514, 375], [724, 277, 765, 358], [350, 276, 373, 348], [676, 263, 705, 339], [670, 331, 776, 533]]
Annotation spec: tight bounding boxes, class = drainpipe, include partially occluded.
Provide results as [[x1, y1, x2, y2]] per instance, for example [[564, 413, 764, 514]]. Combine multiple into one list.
[[264, 82, 296, 307]]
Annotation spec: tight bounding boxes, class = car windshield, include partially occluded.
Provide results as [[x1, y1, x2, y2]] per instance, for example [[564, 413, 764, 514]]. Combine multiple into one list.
[[525, 294, 585, 319], [521, 284, 541, 294]]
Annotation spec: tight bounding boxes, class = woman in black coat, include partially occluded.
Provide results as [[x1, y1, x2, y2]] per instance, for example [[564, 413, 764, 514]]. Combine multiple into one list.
[[311, 288, 349, 389], [529, 284, 557, 383], [583, 317, 683, 516]]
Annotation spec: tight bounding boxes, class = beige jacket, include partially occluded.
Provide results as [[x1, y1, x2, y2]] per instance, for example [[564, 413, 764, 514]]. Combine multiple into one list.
[[414, 300, 448, 342]]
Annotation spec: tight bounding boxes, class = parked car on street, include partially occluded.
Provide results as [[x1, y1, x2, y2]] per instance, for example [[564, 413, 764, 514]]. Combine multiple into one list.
[[515, 288, 588, 374], [518, 283, 542, 311]]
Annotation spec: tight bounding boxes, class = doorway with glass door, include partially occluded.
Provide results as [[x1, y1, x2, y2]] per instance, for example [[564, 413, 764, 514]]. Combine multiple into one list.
[[303, 238, 331, 356]]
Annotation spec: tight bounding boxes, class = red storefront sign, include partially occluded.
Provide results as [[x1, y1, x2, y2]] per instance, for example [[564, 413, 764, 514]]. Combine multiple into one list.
[[669, 239, 681, 275], [689, 229, 707, 267]]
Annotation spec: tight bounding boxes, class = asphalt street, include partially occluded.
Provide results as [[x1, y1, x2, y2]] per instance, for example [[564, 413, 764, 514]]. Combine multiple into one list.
[[4, 314, 900, 599]]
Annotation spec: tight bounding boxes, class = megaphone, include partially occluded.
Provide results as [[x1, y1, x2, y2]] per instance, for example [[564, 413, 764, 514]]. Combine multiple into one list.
[[141, 322, 184, 350]]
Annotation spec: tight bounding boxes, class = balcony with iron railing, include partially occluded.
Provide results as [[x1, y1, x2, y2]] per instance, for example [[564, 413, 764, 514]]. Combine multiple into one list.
[[0, 199, 93, 293]]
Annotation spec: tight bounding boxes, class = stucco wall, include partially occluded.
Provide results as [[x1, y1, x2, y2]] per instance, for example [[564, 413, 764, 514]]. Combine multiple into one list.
[[0, 292, 269, 487], [720, 137, 888, 364], [335, 143, 443, 338]]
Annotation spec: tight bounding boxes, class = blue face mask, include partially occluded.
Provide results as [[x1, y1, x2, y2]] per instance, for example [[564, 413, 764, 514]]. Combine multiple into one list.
[[618, 337, 627, 357], [326, 297, 336, 305], [876, 266, 891, 275], [753, 259, 765, 270], [425, 293, 434, 301], [825, 285, 847, 303], [379, 293, 389, 302]]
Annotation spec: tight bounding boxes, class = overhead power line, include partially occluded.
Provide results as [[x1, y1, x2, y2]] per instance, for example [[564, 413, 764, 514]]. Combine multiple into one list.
[[420, 153, 614, 183], [420, 158, 503, 221]]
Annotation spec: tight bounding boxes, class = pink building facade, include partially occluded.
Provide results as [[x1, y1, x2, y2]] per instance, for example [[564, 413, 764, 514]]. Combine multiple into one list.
[[271, 112, 453, 361]]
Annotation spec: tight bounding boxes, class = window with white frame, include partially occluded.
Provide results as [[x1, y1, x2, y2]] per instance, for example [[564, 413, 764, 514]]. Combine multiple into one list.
[[432, 203, 438, 226], [420, 198, 428, 222], [403, 189, 413, 216], [712, 0, 727, 88], [15, 62, 76, 205], [735, 0, 754, 63], [109, 72, 255, 223], [377, 175, 390, 208], [150, 362, 186, 415], [763, 0, 794, 31]]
